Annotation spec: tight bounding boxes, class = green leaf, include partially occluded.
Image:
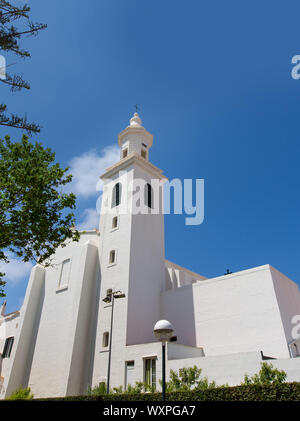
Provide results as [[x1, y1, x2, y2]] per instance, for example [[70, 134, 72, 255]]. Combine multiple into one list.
[[0, 135, 80, 296]]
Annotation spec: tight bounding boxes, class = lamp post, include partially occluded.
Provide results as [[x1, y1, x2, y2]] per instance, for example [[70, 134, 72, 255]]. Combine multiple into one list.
[[103, 290, 126, 394], [154, 320, 174, 401]]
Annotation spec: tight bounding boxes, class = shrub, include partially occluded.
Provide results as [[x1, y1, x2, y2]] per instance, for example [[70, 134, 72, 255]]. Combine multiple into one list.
[[87, 382, 107, 396], [88, 381, 155, 396], [161, 366, 221, 392], [126, 382, 143, 394], [8, 387, 33, 400], [241, 362, 287, 386], [37, 382, 300, 401], [125, 381, 155, 394], [112, 385, 124, 394]]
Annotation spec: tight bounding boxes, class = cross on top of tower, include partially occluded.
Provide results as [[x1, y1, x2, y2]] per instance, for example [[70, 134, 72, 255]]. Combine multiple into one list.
[[130, 110, 142, 127]]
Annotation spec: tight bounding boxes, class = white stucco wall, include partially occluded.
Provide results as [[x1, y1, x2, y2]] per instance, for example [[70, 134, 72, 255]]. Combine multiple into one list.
[[64, 240, 100, 396], [165, 260, 207, 290], [0, 311, 20, 394], [167, 343, 204, 360], [161, 265, 291, 358], [126, 163, 166, 346], [270, 266, 300, 352], [2, 264, 45, 398], [7, 233, 101, 399]]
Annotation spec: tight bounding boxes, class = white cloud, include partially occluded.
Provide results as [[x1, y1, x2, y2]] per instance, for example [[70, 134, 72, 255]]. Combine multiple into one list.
[[0, 146, 119, 288], [77, 208, 100, 231], [67, 145, 119, 198], [0, 254, 33, 285]]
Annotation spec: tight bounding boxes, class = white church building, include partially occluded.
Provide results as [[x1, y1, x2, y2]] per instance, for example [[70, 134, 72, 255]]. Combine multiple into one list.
[[1, 112, 300, 398]]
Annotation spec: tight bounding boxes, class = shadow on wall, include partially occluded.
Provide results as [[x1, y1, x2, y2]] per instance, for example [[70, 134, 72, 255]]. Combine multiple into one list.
[[161, 279, 197, 348], [0, 356, 3, 392], [22, 281, 45, 387], [85, 258, 101, 392]]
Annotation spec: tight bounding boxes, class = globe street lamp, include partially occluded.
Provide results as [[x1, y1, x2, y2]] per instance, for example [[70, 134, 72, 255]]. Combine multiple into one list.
[[154, 320, 174, 401], [103, 290, 126, 394]]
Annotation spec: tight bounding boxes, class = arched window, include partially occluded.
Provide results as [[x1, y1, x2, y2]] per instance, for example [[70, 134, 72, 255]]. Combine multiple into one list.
[[112, 182, 122, 208], [145, 183, 153, 209]]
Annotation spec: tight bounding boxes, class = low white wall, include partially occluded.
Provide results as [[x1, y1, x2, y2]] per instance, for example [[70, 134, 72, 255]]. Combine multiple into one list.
[[167, 343, 204, 360], [167, 351, 300, 386], [94, 343, 300, 391]]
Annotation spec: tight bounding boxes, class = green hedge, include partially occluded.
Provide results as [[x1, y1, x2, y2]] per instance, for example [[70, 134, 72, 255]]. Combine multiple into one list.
[[38, 382, 300, 401]]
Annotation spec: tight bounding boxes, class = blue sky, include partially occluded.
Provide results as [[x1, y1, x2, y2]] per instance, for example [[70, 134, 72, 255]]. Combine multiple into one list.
[[1, 0, 300, 312]]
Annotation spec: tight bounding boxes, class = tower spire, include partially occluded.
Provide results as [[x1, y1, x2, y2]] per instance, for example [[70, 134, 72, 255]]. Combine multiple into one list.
[[118, 111, 153, 161], [129, 111, 142, 127]]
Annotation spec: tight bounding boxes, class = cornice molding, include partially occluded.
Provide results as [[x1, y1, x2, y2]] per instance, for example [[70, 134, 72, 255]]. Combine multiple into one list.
[[100, 152, 167, 181]]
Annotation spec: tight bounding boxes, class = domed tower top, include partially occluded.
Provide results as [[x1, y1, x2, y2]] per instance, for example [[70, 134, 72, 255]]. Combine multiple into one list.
[[118, 112, 153, 161]]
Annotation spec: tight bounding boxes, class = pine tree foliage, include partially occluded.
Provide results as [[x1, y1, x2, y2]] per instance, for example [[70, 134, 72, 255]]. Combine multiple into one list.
[[0, 104, 40, 134], [0, 1, 47, 135]]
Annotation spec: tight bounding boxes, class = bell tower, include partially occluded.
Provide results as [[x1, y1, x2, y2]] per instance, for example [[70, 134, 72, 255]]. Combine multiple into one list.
[[92, 112, 166, 387]]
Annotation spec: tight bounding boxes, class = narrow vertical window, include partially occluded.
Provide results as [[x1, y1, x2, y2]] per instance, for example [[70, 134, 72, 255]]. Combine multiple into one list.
[[102, 332, 109, 347], [141, 149, 147, 159], [2, 337, 14, 358], [122, 148, 128, 158], [59, 258, 71, 289], [145, 183, 153, 209], [144, 358, 156, 389], [112, 183, 122, 208], [112, 216, 118, 229], [109, 250, 116, 264]]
